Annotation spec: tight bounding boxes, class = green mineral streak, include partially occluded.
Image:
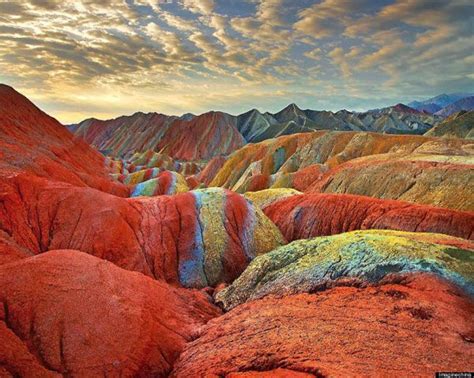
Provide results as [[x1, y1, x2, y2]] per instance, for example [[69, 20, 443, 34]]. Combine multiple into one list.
[[216, 230, 474, 310]]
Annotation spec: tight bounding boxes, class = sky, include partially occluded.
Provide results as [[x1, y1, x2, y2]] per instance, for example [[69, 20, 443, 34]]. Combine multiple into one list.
[[0, 0, 473, 124]]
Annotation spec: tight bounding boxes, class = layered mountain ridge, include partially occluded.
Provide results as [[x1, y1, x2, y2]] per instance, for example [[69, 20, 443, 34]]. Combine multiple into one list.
[[408, 92, 474, 115], [70, 101, 443, 160]]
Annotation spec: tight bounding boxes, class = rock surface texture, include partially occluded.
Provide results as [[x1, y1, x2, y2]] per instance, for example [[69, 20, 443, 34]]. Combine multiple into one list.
[[211, 131, 473, 199], [1, 175, 284, 287], [0, 84, 127, 196], [172, 274, 474, 377], [0, 251, 220, 376], [71, 111, 245, 160], [216, 230, 473, 310], [424, 110, 474, 139]]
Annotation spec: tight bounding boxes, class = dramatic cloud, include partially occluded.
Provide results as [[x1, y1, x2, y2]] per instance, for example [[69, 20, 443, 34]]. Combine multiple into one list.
[[0, 0, 472, 123]]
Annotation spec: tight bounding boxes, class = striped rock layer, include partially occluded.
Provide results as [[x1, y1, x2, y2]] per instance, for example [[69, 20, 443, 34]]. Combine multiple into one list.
[[244, 188, 302, 209], [211, 131, 471, 189], [0, 250, 220, 376], [306, 153, 474, 211], [114, 150, 204, 176], [264, 193, 474, 241], [172, 274, 474, 377], [72, 111, 245, 160], [216, 230, 474, 310], [130, 171, 189, 197], [70, 103, 441, 162], [1, 174, 284, 288], [211, 131, 473, 210]]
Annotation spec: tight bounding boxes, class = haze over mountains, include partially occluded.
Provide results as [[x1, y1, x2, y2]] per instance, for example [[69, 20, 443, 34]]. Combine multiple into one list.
[[408, 93, 474, 115]]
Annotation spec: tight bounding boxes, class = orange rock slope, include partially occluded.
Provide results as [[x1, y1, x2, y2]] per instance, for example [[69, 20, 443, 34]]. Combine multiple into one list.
[[172, 274, 474, 377], [210, 131, 473, 211]]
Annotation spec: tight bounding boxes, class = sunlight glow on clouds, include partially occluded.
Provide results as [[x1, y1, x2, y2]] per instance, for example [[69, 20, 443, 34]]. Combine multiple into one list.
[[0, 0, 472, 123]]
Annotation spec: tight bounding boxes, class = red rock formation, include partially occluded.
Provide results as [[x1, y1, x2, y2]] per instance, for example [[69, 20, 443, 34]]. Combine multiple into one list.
[[0, 231, 33, 266], [0, 250, 220, 376], [0, 84, 127, 196], [185, 175, 201, 189], [160, 112, 245, 160], [264, 193, 474, 242], [171, 274, 474, 377], [288, 164, 326, 191], [0, 86, 284, 285], [73, 111, 245, 160]]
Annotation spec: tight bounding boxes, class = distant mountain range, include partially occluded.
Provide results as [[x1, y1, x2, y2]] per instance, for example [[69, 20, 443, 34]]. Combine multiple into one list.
[[408, 93, 474, 115], [70, 102, 441, 160]]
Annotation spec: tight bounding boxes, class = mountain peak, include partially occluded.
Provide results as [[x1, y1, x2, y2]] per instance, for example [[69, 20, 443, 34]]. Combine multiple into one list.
[[392, 103, 420, 114], [286, 103, 301, 111]]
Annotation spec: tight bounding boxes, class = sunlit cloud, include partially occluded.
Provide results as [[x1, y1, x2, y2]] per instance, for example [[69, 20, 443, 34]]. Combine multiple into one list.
[[0, 0, 472, 123]]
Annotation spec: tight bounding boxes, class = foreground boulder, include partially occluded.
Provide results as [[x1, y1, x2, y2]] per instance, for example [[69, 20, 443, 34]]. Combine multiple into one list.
[[216, 230, 473, 310], [264, 193, 474, 241], [0, 251, 221, 376], [172, 274, 474, 377]]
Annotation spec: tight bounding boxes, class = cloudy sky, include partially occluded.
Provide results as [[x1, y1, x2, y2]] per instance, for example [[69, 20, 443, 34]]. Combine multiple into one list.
[[0, 0, 472, 123]]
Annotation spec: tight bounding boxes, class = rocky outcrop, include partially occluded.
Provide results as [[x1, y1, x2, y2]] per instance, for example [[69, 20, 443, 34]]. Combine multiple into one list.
[[0, 84, 127, 196], [264, 193, 474, 241], [244, 188, 302, 209], [211, 131, 472, 192], [216, 230, 473, 310], [0, 250, 220, 376], [172, 274, 474, 377], [195, 156, 227, 186]]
